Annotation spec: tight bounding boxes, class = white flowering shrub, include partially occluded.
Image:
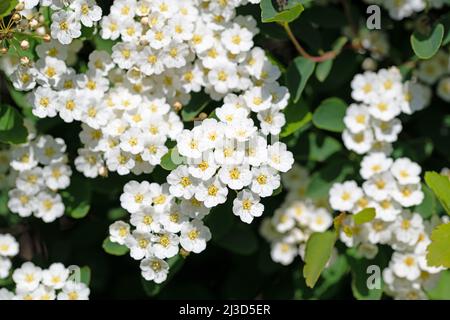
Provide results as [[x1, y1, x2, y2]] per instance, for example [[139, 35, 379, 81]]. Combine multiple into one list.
[[0, 0, 449, 300]]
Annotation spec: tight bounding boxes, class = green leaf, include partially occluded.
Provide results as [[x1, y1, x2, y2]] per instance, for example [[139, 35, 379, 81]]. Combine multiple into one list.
[[79, 266, 91, 286], [353, 208, 376, 225], [215, 223, 258, 256], [61, 175, 91, 219], [426, 223, 450, 268], [425, 172, 450, 215], [303, 231, 336, 288], [160, 148, 182, 171], [315, 60, 333, 82], [260, 0, 304, 23], [312, 97, 347, 132], [107, 208, 127, 221], [415, 184, 436, 219], [307, 132, 342, 162], [0, 0, 18, 19], [411, 23, 444, 59], [427, 270, 450, 299], [287, 57, 316, 103], [181, 92, 210, 121], [141, 255, 185, 297], [102, 237, 129, 256], [0, 105, 28, 144], [280, 99, 312, 138]]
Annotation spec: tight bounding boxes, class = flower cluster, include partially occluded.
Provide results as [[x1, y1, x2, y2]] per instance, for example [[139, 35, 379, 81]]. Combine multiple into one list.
[[6, 131, 72, 223], [109, 180, 212, 284], [416, 49, 450, 102], [364, 0, 447, 20], [260, 164, 334, 265], [21, 0, 102, 44], [0, 233, 90, 300], [343, 67, 430, 155]]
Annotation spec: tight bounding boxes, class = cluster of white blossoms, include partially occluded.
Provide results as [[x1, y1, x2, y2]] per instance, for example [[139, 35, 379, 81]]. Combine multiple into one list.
[[260, 164, 334, 265], [0, 233, 90, 300], [21, 0, 102, 44], [416, 49, 450, 102], [330, 160, 449, 299], [109, 180, 212, 284], [5, 131, 72, 223], [364, 0, 447, 20], [343, 67, 431, 155]]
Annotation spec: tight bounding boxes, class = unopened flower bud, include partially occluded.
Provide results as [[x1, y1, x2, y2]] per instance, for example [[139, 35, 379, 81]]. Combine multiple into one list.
[[20, 56, 30, 65], [20, 40, 30, 50], [42, 34, 51, 42], [173, 101, 183, 112]]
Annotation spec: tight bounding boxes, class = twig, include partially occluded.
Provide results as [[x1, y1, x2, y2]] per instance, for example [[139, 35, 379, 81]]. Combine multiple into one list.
[[282, 22, 338, 62]]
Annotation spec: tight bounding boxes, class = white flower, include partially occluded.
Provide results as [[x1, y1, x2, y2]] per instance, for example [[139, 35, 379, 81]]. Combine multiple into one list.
[[221, 24, 253, 54], [391, 252, 421, 281], [351, 72, 378, 104], [13, 262, 42, 292], [72, 0, 102, 27], [309, 208, 333, 232], [34, 191, 65, 223], [57, 281, 90, 300], [180, 198, 210, 220], [0, 234, 19, 257], [140, 257, 169, 284], [329, 181, 363, 212], [373, 198, 402, 222], [167, 165, 198, 199], [233, 189, 264, 224], [257, 108, 286, 136], [10, 145, 38, 171], [372, 118, 402, 143], [130, 208, 161, 234], [31, 87, 58, 118], [109, 221, 130, 245], [392, 211, 424, 246], [51, 11, 82, 45], [120, 181, 152, 214], [266, 142, 294, 173], [43, 163, 72, 190], [74, 148, 104, 178], [41, 263, 69, 289], [362, 172, 396, 201], [342, 129, 374, 154], [218, 164, 252, 190], [344, 104, 371, 133], [194, 177, 228, 208], [8, 189, 35, 217], [392, 183, 424, 207], [160, 203, 189, 233], [270, 241, 297, 265], [151, 232, 179, 259], [125, 231, 153, 260], [390, 158, 421, 185], [179, 219, 211, 253], [360, 152, 393, 180], [250, 165, 280, 197]]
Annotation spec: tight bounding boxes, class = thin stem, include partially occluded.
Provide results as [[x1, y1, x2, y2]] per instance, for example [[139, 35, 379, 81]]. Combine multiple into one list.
[[282, 22, 337, 62]]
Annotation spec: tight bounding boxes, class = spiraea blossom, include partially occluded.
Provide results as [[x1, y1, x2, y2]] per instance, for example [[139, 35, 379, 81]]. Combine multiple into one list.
[[260, 164, 334, 266], [19, 0, 102, 45], [416, 50, 450, 102], [343, 67, 431, 155], [5, 128, 71, 223]]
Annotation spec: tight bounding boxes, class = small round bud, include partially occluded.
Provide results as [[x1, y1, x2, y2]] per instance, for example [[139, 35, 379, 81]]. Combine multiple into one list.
[[173, 101, 183, 112], [36, 26, 46, 36], [198, 112, 208, 120], [38, 15, 45, 24], [0, 47, 8, 55], [12, 13, 21, 22], [20, 40, 30, 50], [42, 34, 51, 42], [179, 248, 190, 258], [20, 56, 30, 65], [362, 58, 377, 71], [140, 17, 149, 25], [15, 2, 25, 11], [29, 18, 39, 29], [99, 166, 109, 178]]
